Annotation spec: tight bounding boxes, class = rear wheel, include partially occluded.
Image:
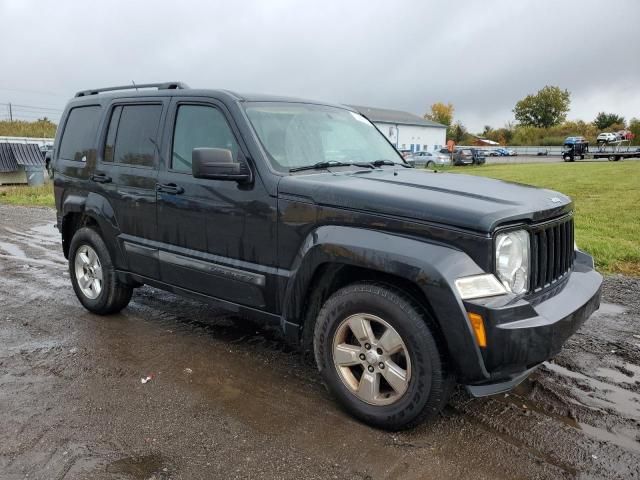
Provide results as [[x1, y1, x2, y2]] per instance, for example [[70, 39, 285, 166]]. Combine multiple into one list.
[[314, 282, 452, 430], [426, 160, 435, 169], [608, 155, 616, 161], [69, 227, 133, 314]]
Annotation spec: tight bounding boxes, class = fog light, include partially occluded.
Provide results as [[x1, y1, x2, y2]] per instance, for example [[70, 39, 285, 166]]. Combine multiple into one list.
[[455, 274, 507, 300]]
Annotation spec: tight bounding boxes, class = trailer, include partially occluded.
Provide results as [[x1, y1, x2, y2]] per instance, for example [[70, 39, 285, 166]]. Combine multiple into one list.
[[562, 136, 638, 162]]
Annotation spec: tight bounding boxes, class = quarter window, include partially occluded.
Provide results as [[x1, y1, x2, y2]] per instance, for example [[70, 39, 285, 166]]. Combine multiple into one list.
[[172, 105, 239, 173], [111, 104, 162, 167], [58, 106, 101, 162]]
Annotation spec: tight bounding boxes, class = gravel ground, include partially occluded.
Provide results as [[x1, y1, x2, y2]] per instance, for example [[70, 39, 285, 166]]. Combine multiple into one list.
[[1, 205, 639, 480]]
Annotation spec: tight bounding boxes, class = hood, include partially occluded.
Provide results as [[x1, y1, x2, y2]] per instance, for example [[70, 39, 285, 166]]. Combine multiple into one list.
[[278, 168, 572, 232]]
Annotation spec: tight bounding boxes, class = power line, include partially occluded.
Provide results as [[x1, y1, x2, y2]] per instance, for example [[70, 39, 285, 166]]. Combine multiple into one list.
[[0, 102, 63, 113]]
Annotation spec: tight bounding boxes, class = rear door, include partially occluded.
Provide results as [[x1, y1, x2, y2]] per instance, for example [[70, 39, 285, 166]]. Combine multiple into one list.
[[95, 99, 168, 279]]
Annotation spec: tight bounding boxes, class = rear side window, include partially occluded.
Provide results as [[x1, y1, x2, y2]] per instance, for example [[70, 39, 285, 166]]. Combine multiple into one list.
[[58, 106, 101, 161], [171, 105, 239, 173], [109, 104, 162, 167]]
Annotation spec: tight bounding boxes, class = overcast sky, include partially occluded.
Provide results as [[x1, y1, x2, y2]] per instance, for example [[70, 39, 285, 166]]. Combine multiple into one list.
[[1, 0, 638, 132]]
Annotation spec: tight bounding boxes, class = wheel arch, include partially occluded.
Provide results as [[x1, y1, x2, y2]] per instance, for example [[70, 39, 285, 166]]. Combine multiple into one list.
[[60, 192, 125, 268], [281, 226, 489, 380]]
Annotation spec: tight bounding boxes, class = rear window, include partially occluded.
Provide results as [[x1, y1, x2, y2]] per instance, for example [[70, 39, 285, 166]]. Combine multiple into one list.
[[110, 104, 162, 167], [58, 106, 101, 162]]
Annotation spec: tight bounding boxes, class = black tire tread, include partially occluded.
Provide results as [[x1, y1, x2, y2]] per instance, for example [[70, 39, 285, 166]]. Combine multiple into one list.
[[314, 281, 453, 430], [69, 227, 133, 315]]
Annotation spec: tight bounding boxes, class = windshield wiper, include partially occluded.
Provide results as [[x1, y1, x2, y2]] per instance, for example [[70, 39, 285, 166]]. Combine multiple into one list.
[[289, 161, 374, 173], [371, 159, 412, 168]]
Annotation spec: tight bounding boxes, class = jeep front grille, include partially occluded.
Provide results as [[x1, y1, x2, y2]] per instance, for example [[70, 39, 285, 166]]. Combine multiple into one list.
[[530, 215, 575, 292]]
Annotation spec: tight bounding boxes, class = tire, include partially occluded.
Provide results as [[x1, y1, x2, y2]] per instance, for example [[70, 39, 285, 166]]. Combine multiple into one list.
[[608, 155, 616, 161], [69, 227, 133, 315], [563, 155, 571, 162], [426, 161, 435, 169], [314, 282, 452, 430]]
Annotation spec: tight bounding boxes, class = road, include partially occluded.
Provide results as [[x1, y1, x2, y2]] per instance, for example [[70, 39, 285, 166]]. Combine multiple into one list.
[[485, 155, 640, 165], [1, 205, 639, 480]]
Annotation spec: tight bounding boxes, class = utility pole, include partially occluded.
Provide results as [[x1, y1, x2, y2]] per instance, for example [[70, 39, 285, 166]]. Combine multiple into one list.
[[8, 102, 13, 122]]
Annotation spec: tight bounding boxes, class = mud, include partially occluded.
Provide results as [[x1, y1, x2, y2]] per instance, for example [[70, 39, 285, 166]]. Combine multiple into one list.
[[1, 204, 639, 479]]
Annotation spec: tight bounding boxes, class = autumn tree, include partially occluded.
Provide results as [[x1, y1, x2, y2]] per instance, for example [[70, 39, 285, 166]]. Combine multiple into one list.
[[513, 86, 571, 128], [594, 112, 625, 130], [448, 122, 467, 143], [424, 102, 454, 127]]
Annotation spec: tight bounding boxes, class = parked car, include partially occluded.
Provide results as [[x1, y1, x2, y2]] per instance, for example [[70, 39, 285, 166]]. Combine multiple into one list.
[[494, 147, 516, 156], [410, 151, 450, 168], [52, 82, 602, 430], [597, 132, 618, 144], [451, 148, 485, 166]]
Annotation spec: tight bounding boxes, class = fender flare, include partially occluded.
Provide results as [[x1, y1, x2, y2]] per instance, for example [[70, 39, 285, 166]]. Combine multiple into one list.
[[60, 192, 127, 268], [282, 225, 490, 380]]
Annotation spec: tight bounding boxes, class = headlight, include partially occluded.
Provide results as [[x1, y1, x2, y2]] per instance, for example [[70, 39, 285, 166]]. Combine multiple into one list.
[[495, 230, 530, 294]]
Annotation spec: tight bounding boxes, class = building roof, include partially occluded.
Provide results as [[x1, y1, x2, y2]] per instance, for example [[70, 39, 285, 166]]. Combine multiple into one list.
[[348, 105, 447, 129], [471, 135, 500, 146], [0, 143, 45, 173]]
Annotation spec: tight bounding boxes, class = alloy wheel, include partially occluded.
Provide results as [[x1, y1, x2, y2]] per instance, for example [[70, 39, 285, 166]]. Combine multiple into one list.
[[332, 313, 411, 406]]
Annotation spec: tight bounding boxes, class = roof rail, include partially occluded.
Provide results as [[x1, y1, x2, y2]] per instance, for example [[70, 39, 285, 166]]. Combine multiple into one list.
[[74, 82, 190, 98]]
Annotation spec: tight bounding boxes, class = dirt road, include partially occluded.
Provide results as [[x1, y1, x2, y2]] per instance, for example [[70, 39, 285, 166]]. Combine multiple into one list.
[[1, 205, 639, 480]]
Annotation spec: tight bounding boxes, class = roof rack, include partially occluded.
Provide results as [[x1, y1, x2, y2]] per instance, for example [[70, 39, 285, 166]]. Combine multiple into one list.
[[74, 82, 189, 98]]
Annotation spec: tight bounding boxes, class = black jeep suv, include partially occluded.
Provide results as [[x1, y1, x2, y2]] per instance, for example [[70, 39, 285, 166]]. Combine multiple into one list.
[[52, 82, 601, 430]]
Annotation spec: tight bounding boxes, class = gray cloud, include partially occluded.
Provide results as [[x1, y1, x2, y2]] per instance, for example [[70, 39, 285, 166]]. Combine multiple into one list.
[[1, 0, 638, 131]]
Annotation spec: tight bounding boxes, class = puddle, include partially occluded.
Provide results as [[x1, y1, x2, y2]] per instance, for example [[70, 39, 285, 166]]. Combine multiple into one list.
[[106, 454, 166, 479], [594, 366, 639, 384], [0, 241, 26, 258], [544, 362, 640, 421], [579, 422, 640, 454], [594, 302, 627, 316]]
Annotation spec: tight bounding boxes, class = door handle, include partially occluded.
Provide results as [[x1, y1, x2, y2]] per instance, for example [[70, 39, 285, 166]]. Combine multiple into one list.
[[90, 173, 112, 184], [156, 183, 184, 195]]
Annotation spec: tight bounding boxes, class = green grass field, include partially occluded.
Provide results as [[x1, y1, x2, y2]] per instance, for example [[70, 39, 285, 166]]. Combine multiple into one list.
[[454, 162, 640, 275], [0, 184, 54, 208], [1, 161, 638, 275]]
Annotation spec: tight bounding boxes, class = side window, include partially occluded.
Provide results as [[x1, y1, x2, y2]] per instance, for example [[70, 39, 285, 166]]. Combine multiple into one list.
[[112, 104, 162, 167], [103, 106, 122, 162], [171, 105, 239, 173], [58, 106, 101, 162]]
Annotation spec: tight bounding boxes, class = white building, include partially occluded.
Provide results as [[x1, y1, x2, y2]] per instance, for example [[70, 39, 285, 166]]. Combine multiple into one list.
[[349, 105, 447, 153]]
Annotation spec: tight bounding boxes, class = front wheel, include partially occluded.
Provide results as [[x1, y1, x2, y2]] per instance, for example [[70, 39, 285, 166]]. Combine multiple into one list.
[[426, 160, 435, 169], [69, 227, 133, 315], [314, 283, 452, 430]]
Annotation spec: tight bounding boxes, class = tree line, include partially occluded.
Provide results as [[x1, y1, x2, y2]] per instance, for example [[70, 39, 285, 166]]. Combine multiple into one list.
[[424, 86, 639, 146]]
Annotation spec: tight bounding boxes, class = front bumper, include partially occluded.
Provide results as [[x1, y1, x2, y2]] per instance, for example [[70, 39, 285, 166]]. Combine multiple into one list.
[[462, 252, 602, 396]]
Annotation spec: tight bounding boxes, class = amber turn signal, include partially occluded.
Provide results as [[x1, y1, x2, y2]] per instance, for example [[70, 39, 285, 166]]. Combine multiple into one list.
[[467, 313, 487, 348]]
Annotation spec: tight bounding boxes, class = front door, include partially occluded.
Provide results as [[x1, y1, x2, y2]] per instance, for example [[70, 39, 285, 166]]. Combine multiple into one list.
[[155, 99, 277, 309]]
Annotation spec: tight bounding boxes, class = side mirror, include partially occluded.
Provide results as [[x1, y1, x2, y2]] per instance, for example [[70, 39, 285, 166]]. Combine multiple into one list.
[[192, 148, 251, 182]]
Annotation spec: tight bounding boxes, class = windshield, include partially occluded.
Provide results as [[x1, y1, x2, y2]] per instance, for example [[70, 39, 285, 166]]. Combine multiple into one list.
[[245, 103, 404, 171]]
